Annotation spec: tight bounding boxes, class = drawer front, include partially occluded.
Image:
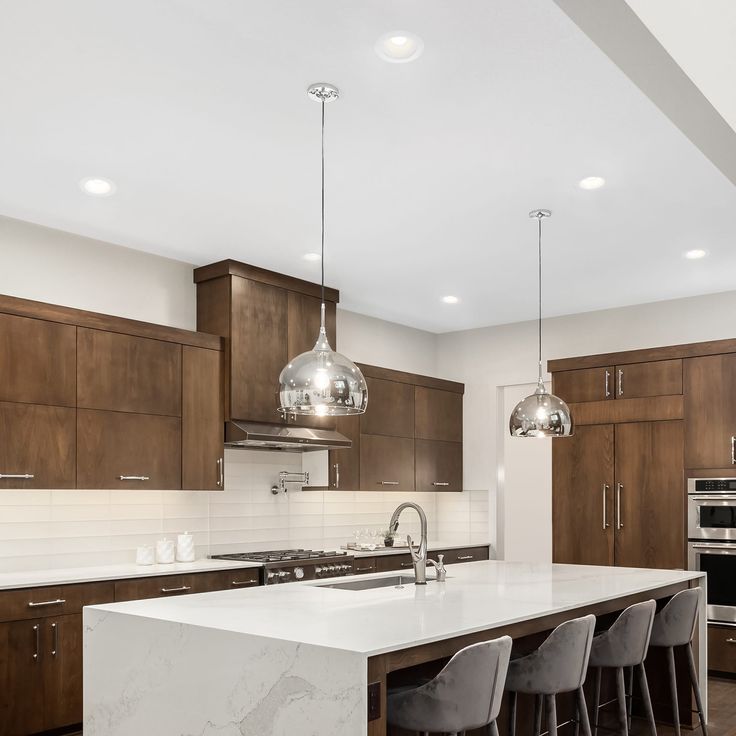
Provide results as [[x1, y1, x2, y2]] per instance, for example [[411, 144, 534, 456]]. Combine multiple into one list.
[[196, 569, 261, 592], [114, 574, 202, 602], [0, 581, 114, 623], [435, 546, 490, 565], [376, 554, 413, 573], [359, 435, 415, 492], [352, 558, 377, 575], [708, 625, 736, 674]]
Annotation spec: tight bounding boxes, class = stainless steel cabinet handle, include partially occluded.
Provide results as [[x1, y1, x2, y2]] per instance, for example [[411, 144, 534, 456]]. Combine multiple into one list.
[[28, 598, 65, 608], [726, 638, 736, 644], [616, 483, 624, 529], [0, 473, 34, 479], [333, 463, 340, 489], [160, 586, 191, 594], [32, 624, 40, 662], [400, 561, 413, 568], [457, 555, 474, 560], [617, 369, 624, 397], [432, 482, 450, 487], [51, 622, 58, 656], [731, 437, 735, 465], [230, 579, 257, 587], [355, 566, 374, 572], [119, 475, 150, 481], [602, 484, 610, 530], [380, 481, 399, 486], [605, 371, 611, 398], [216, 458, 224, 488]]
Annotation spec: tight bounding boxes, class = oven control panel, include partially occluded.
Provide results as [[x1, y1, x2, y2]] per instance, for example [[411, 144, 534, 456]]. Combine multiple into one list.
[[689, 478, 736, 493]]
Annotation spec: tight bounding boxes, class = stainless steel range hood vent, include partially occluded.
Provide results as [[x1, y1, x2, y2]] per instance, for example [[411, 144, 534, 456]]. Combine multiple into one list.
[[224, 421, 352, 452]]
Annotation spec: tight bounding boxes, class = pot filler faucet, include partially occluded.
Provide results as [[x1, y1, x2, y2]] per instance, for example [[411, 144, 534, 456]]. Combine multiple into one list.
[[389, 502, 445, 584]]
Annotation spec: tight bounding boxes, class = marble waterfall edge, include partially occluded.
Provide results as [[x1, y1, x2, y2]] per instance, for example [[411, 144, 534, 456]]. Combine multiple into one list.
[[83, 608, 366, 736]]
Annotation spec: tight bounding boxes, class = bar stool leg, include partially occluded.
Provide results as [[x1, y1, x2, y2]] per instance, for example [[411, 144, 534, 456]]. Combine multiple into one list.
[[508, 691, 517, 736], [665, 646, 681, 736], [533, 694, 543, 736], [615, 667, 629, 736], [545, 695, 558, 736], [626, 666, 634, 731], [592, 667, 602, 736], [489, 720, 500, 736], [576, 686, 592, 736], [637, 663, 657, 736], [686, 643, 708, 736]]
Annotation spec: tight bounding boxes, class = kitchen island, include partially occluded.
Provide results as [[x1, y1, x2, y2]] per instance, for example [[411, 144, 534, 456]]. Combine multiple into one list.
[[83, 561, 705, 736]]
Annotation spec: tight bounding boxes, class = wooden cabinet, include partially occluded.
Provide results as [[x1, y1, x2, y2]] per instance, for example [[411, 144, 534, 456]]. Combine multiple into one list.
[[353, 558, 377, 575], [415, 386, 463, 442], [373, 545, 490, 573], [0, 403, 76, 489], [77, 409, 181, 490], [329, 414, 360, 490], [182, 346, 224, 490], [553, 367, 614, 403], [196, 568, 260, 592], [708, 625, 736, 674], [114, 569, 260, 602], [360, 435, 415, 492], [415, 439, 462, 492], [361, 377, 414, 438], [684, 354, 736, 469], [42, 614, 83, 731]]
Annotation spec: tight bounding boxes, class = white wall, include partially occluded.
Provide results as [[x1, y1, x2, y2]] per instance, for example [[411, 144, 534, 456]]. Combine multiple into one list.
[[436, 290, 736, 557]]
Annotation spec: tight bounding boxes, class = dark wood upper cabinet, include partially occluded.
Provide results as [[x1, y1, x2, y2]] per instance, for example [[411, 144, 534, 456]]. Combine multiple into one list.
[[614, 359, 682, 399], [360, 434, 415, 492], [0, 402, 75, 489], [553, 367, 614, 403], [415, 439, 462, 492], [360, 377, 414, 438], [0, 313, 75, 407], [329, 414, 360, 490], [77, 409, 181, 490], [415, 387, 463, 442], [182, 346, 224, 490], [684, 354, 736, 469], [77, 328, 182, 417]]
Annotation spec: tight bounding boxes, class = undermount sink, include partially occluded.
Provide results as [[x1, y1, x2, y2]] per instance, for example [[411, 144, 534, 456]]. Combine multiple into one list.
[[314, 574, 431, 591]]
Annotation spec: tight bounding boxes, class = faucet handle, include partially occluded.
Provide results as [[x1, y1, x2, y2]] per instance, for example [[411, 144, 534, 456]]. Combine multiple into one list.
[[434, 554, 447, 582]]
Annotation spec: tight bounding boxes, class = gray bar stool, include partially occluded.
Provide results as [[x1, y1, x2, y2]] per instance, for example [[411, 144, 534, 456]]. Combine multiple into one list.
[[506, 614, 596, 736], [588, 600, 657, 736], [387, 635, 512, 736], [648, 588, 707, 736]]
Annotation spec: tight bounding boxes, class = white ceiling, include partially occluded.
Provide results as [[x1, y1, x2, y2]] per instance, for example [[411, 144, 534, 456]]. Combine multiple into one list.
[[0, 0, 734, 333], [625, 0, 736, 134]]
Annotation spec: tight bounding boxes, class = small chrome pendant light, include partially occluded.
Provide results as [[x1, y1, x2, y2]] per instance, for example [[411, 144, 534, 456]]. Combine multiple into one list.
[[509, 210, 573, 437], [278, 84, 368, 418]]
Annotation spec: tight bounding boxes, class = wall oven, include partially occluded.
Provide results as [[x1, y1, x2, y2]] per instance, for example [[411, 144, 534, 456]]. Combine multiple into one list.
[[688, 478, 736, 624]]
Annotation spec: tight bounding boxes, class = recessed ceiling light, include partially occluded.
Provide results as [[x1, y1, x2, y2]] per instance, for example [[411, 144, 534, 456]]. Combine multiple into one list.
[[303, 252, 321, 262], [80, 177, 116, 196], [684, 249, 708, 260], [578, 176, 606, 190], [375, 32, 424, 63], [442, 295, 459, 304]]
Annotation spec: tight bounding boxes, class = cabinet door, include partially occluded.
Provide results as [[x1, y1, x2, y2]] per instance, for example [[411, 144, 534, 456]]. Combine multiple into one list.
[[195, 569, 261, 592], [684, 355, 736, 469], [77, 409, 181, 489], [414, 387, 463, 442], [614, 359, 682, 399], [114, 574, 203, 602], [77, 328, 182, 416], [0, 402, 75, 489], [360, 435, 415, 491], [552, 424, 614, 565], [415, 439, 462, 491], [182, 346, 223, 490], [0, 313, 75, 407], [0, 618, 45, 736], [375, 554, 414, 573], [329, 415, 360, 490], [614, 421, 685, 570], [360, 378, 414, 438], [552, 367, 614, 403], [230, 278, 288, 423], [43, 614, 82, 731]]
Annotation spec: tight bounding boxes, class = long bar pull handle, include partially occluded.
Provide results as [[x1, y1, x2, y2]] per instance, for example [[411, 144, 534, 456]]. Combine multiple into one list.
[[32, 624, 40, 662], [380, 481, 399, 486], [51, 622, 58, 656], [230, 579, 258, 587], [119, 475, 150, 481], [604, 371, 611, 398], [617, 369, 624, 397], [602, 484, 610, 530], [731, 436, 735, 465], [216, 457, 224, 488], [0, 473, 34, 479], [726, 638, 736, 644], [160, 586, 191, 594], [400, 561, 414, 568], [432, 482, 450, 487], [457, 554, 474, 560], [28, 598, 66, 608], [334, 463, 340, 489], [616, 483, 624, 529]]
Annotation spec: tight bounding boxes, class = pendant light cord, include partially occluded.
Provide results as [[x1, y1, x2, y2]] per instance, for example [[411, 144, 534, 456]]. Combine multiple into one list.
[[537, 213, 543, 385], [320, 99, 326, 313]]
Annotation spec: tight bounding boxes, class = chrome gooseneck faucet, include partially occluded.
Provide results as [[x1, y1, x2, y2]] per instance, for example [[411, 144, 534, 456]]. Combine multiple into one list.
[[389, 502, 442, 584]]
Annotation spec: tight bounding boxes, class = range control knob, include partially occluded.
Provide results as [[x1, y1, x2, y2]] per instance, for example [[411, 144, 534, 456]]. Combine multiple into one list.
[[267, 571, 276, 581], [277, 570, 290, 579], [315, 566, 323, 575], [294, 567, 305, 580]]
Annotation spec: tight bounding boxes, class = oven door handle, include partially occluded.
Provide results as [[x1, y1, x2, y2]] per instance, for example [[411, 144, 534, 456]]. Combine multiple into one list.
[[690, 495, 736, 501], [691, 543, 736, 551]]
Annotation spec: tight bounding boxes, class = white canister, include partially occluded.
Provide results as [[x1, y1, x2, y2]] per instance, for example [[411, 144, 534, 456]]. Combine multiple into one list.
[[136, 545, 155, 566], [176, 531, 195, 562], [155, 538, 176, 564]]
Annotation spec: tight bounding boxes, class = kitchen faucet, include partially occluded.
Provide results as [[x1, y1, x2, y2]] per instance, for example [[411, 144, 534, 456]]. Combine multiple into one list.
[[389, 502, 442, 584]]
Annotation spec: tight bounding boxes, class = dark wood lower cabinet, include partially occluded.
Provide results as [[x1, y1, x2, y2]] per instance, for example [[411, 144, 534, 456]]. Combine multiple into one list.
[[374, 546, 490, 573], [414, 439, 462, 492], [708, 624, 736, 674], [42, 614, 83, 731]]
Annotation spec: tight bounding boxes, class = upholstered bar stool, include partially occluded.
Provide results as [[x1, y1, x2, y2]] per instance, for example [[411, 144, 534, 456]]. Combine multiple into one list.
[[506, 614, 596, 736], [588, 600, 657, 736], [648, 588, 707, 736], [387, 635, 512, 736]]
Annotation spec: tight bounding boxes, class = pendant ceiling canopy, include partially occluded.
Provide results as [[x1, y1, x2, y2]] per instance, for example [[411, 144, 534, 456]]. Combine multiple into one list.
[[278, 84, 368, 418], [509, 210, 574, 438]]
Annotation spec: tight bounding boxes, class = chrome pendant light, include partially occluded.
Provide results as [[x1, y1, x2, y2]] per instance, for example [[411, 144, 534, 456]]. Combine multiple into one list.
[[278, 84, 368, 418], [509, 210, 573, 438]]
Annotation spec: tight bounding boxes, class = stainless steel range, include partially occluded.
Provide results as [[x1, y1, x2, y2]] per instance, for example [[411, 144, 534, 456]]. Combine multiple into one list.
[[210, 549, 354, 585]]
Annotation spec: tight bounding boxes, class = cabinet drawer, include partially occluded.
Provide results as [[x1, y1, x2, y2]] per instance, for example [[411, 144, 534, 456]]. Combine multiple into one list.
[[114, 574, 205, 602], [77, 328, 182, 416], [553, 367, 614, 403], [415, 387, 462, 442], [415, 439, 462, 492], [436, 546, 490, 565], [352, 558, 377, 575], [614, 360, 682, 399], [0, 402, 76, 489], [708, 625, 736, 674], [196, 569, 260, 592], [360, 378, 414, 438], [0, 581, 114, 623], [77, 409, 181, 490], [360, 435, 415, 491], [0, 313, 76, 407], [375, 554, 413, 573]]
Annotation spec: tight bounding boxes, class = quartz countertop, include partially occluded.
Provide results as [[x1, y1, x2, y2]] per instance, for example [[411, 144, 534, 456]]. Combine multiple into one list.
[[347, 540, 491, 558], [0, 558, 262, 591], [87, 560, 703, 657]]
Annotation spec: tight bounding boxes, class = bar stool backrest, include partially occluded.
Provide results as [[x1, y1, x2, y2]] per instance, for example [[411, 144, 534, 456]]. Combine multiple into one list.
[[650, 588, 702, 648], [591, 600, 656, 668]]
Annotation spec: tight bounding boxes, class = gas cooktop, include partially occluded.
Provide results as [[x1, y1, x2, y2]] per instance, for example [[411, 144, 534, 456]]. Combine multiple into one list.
[[211, 549, 348, 564]]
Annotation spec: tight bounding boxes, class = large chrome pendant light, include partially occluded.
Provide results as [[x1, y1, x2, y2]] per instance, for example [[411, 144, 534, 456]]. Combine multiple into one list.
[[278, 84, 368, 418], [509, 210, 573, 438]]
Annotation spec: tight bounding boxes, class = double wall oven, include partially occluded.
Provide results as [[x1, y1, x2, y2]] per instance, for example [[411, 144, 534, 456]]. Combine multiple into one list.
[[688, 478, 736, 624]]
